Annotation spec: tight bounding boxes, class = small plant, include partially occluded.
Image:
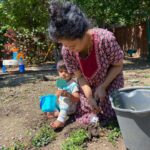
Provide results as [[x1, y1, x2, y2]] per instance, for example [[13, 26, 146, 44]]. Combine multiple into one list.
[[31, 124, 56, 148], [1, 147, 10, 150], [62, 128, 88, 150], [107, 127, 121, 145], [144, 74, 150, 78], [62, 143, 83, 150], [105, 120, 121, 145], [1, 141, 25, 150], [13, 141, 25, 150]]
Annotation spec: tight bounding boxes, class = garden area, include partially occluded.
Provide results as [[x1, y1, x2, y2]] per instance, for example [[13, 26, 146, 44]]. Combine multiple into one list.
[[0, 0, 150, 150], [0, 58, 150, 150]]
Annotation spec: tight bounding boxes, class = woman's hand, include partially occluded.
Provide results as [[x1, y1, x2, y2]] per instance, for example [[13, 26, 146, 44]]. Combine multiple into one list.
[[94, 85, 107, 101], [88, 97, 100, 113]]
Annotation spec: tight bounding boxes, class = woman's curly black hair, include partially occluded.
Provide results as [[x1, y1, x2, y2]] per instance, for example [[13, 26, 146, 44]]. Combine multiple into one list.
[[48, 0, 90, 41]]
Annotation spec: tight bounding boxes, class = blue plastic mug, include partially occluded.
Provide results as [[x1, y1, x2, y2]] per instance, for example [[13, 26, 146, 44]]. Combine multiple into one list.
[[39, 94, 58, 112]]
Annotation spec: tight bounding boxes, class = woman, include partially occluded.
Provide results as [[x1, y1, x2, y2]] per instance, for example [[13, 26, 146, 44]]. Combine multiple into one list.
[[48, 0, 124, 124]]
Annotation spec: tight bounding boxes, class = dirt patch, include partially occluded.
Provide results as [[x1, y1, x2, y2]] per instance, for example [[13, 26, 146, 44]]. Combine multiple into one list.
[[0, 72, 57, 147], [0, 58, 150, 149]]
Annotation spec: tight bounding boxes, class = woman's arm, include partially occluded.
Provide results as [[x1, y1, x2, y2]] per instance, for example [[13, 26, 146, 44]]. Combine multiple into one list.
[[74, 70, 93, 99], [102, 60, 123, 89], [95, 60, 123, 100], [95, 30, 124, 101], [74, 70, 99, 112]]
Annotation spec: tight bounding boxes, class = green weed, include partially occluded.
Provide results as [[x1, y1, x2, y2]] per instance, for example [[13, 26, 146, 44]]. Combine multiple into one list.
[[62, 128, 88, 150], [1, 147, 10, 150], [144, 74, 150, 78], [1, 141, 25, 150], [105, 120, 121, 145], [107, 127, 121, 145], [31, 124, 56, 148]]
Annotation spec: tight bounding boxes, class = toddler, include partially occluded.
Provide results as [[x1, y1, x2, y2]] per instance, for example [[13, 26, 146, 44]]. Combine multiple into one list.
[[48, 60, 80, 129]]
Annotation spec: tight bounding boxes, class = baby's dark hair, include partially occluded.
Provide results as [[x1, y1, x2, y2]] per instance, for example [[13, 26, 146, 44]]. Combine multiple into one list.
[[48, 0, 90, 41], [57, 60, 67, 71]]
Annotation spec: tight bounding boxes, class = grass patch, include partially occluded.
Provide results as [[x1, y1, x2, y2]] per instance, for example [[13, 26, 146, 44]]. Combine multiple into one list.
[[107, 127, 121, 145], [144, 74, 150, 78], [1, 125, 56, 149], [105, 120, 121, 145], [62, 128, 88, 150], [1, 147, 10, 150], [129, 79, 140, 83], [31, 124, 56, 148], [144, 84, 150, 86], [1, 141, 25, 150]]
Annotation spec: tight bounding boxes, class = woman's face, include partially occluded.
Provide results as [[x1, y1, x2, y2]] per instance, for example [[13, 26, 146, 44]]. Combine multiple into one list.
[[59, 33, 89, 53]]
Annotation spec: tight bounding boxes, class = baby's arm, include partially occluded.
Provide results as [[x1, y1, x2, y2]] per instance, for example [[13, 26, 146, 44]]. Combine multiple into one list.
[[61, 91, 79, 102], [55, 89, 62, 98]]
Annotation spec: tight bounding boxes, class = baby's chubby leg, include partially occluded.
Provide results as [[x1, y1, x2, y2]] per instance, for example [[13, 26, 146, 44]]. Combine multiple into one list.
[[50, 109, 67, 128], [50, 97, 69, 129]]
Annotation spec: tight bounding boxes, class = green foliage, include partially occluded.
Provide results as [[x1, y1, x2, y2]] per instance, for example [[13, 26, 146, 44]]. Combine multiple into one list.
[[15, 28, 49, 64], [0, 25, 9, 50], [144, 74, 150, 78], [0, 0, 49, 30], [1, 0, 150, 29], [107, 127, 121, 145], [0, 25, 55, 64], [0, 0, 51, 64], [105, 120, 121, 145], [1, 0, 150, 64], [1, 141, 25, 150], [62, 129, 88, 150], [0, 25, 9, 61], [31, 124, 56, 148], [62, 143, 83, 150], [13, 141, 25, 150], [73, 0, 150, 26], [1, 147, 10, 150]]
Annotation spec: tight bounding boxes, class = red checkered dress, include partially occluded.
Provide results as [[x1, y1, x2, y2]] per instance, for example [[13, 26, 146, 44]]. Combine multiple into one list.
[[62, 28, 124, 124]]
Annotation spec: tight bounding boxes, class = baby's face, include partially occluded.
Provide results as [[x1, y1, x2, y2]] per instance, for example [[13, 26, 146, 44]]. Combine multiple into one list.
[[58, 69, 71, 81]]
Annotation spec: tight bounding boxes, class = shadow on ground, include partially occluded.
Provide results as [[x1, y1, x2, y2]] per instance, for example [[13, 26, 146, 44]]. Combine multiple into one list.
[[0, 70, 57, 88], [124, 57, 150, 71]]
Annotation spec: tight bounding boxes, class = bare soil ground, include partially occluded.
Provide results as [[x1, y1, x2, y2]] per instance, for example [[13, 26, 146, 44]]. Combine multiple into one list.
[[0, 58, 150, 150]]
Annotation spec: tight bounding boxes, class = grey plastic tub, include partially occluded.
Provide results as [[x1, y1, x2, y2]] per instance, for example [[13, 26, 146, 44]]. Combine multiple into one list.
[[110, 87, 150, 150]]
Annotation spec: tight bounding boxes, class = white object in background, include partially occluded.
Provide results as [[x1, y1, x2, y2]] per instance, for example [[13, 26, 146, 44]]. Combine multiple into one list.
[[3, 59, 18, 66]]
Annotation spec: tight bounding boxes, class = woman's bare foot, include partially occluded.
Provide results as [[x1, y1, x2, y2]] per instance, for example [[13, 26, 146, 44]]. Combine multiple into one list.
[[50, 120, 65, 129], [46, 111, 59, 119]]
